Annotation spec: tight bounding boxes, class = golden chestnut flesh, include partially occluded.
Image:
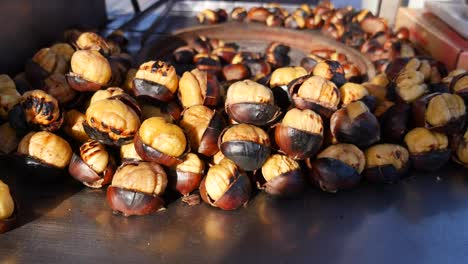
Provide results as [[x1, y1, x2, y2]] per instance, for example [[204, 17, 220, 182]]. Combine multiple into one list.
[[63, 110, 89, 143], [89, 87, 125, 105], [133, 61, 179, 102], [0, 75, 21, 119], [270, 66, 308, 88], [0, 180, 14, 220], [120, 142, 142, 162], [364, 144, 410, 183], [138, 117, 186, 158], [75, 32, 110, 54], [260, 154, 304, 196], [70, 50, 112, 86], [425, 93, 465, 128]]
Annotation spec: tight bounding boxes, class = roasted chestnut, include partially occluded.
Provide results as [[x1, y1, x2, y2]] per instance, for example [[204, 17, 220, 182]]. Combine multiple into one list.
[[107, 161, 166, 216], [17, 131, 72, 181], [134, 117, 188, 167], [123, 68, 137, 92], [173, 46, 195, 65], [289, 75, 340, 119], [360, 17, 388, 36], [26, 48, 68, 87], [50, 43, 75, 62], [0, 122, 19, 155], [266, 14, 284, 27], [69, 140, 116, 188], [321, 21, 345, 40], [84, 96, 140, 146], [89, 87, 125, 105], [231, 7, 247, 22], [191, 36, 213, 54], [388, 68, 428, 103], [259, 154, 305, 197], [0, 75, 21, 120], [452, 129, 468, 167], [300, 54, 324, 73], [330, 101, 380, 148], [199, 158, 251, 210], [449, 72, 468, 100], [211, 46, 237, 64], [120, 142, 142, 163], [63, 110, 89, 143], [269, 66, 308, 109], [42, 73, 77, 106], [379, 103, 410, 143], [67, 50, 112, 92], [284, 14, 306, 29], [363, 144, 410, 183], [225, 80, 280, 126], [342, 63, 362, 83], [244, 59, 272, 81], [9, 89, 63, 133], [340, 82, 376, 111], [169, 153, 204, 196], [313, 60, 346, 87], [222, 64, 250, 81], [133, 60, 178, 102], [180, 105, 225, 157], [404, 127, 450, 171], [219, 124, 271, 171], [231, 52, 261, 65], [247, 7, 271, 23], [140, 102, 182, 123], [195, 55, 222, 75], [75, 32, 110, 55], [412, 93, 466, 134], [275, 108, 323, 160], [307, 143, 365, 192], [265, 42, 290, 68], [0, 180, 16, 233], [197, 9, 219, 25], [178, 69, 221, 108]]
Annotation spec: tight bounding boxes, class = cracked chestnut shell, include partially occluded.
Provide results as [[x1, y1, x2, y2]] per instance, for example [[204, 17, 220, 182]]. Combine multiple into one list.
[[289, 75, 340, 119], [300, 54, 324, 73], [69, 140, 116, 188], [0, 74, 21, 120], [231, 7, 247, 22], [219, 124, 271, 171], [199, 158, 251, 210], [140, 101, 182, 123], [67, 50, 112, 92], [9, 89, 63, 134], [363, 144, 410, 183], [313, 60, 346, 87], [0, 180, 16, 233], [107, 161, 166, 216], [307, 143, 365, 193], [168, 153, 205, 196], [133, 60, 178, 103], [84, 95, 141, 146], [89, 87, 125, 105], [275, 108, 323, 160], [269, 66, 308, 110], [258, 154, 304, 197], [178, 69, 221, 108], [451, 129, 468, 167], [404, 127, 450, 171], [16, 131, 72, 181], [339, 83, 376, 111], [330, 101, 380, 149], [180, 105, 225, 157], [225, 80, 281, 126], [63, 110, 89, 143], [412, 92, 466, 134], [134, 117, 188, 167], [244, 59, 272, 81], [449, 72, 468, 100], [389, 68, 428, 103]]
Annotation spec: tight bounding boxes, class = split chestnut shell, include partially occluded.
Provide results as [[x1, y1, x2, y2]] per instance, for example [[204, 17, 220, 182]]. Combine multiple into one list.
[[133, 60, 179, 102], [168, 153, 205, 196], [363, 144, 410, 183]]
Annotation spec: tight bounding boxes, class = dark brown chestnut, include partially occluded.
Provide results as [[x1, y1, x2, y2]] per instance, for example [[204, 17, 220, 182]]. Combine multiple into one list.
[[216, 9, 228, 23], [258, 154, 304, 197], [0, 74, 21, 120], [69, 140, 116, 188], [363, 144, 410, 183], [307, 143, 365, 192], [180, 105, 225, 157], [219, 124, 271, 171], [134, 117, 188, 167], [191, 36, 213, 54], [313, 60, 346, 87], [412, 92, 466, 134], [173, 46, 195, 65], [178, 69, 221, 108], [133, 60, 178, 103], [265, 42, 290, 68], [75, 32, 110, 55], [195, 55, 222, 76], [67, 50, 111, 92], [231, 7, 247, 22], [197, 9, 219, 25], [225, 80, 281, 126], [452, 129, 468, 167], [199, 158, 251, 210], [289, 75, 340, 119], [0, 122, 19, 155], [275, 108, 323, 160], [330, 101, 380, 149], [404, 127, 450, 171], [247, 7, 271, 23], [63, 110, 89, 143], [107, 161, 166, 216], [169, 153, 204, 196], [0, 180, 16, 233], [222, 64, 250, 81], [379, 103, 410, 143], [231, 52, 261, 65]]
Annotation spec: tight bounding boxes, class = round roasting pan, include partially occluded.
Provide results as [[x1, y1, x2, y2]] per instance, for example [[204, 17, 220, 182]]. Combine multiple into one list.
[[137, 22, 376, 80]]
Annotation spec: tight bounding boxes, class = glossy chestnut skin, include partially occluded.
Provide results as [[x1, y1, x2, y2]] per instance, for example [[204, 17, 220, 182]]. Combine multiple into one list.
[[133, 60, 178, 103], [412, 92, 466, 134], [379, 103, 410, 143], [68, 140, 116, 188], [107, 161, 166, 216], [219, 124, 271, 171], [199, 158, 251, 210], [330, 101, 380, 149], [67, 50, 111, 92], [168, 153, 205, 196], [363, 144, 410, 183]]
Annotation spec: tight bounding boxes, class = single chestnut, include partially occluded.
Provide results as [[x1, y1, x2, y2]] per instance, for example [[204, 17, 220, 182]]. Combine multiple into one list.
[[211, 46, 237, 64], [330, 101, 380, 148], [449, 72, 468, 100], [321, 21, 345, 40], [231, 52, 261, 65], [275, 108, 323, 160], [379, 103, 410, 143], [313, 60, 346, 87], [107, 161, 166, 216], [231, 7, 247, 22], [173, 46, 195, 65], [225, 80, 281, 126], [75, 32, 110, 55], [412, 93, 466, 134], [42, 73, 78, 106], [120, 142, 143, 163], [134, 117, 188, 167], [360, 17, 388, 36], [452, 129, 468, 167], [197, 9, 219, 25], [265, 42, 290, 68], [340, 82, 376, 111], [258, 154, 304, 197], [220, 124, 271, 171], [169, 153, 205, 196], [178, 69, 221, 108], [199, 158, 251, 210], [289, 75, 340, 119], [63, 110, 89, 143], [67, 50, 112, 92], [307, 143, 365, 192], [0, 122, 19, 155], [247, 7, 271, 23], [404, 127, 450, 171], [0, 74, 21, 120], [222, 64, 250, 81], [388, 69, 428, 103], [180, 105, 225, 157], [133, 60, 178, 102], [0, 180, 16, 233], [363, 144, 410, 183], [191, 36, 213, 54], [342, 63, 362, 83], [244, 59, 272, 81]]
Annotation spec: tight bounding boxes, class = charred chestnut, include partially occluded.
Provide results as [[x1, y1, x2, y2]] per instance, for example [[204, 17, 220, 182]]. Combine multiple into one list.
[[75, 32, 110, 55], [259, 154, 304, 197], [247, 7, 271, 23], [330, 101, 380, 148], [404, 127, 450, 171], [134, 117, 188, 167], [63, 110, 89, 143], [220, 124, 271, 171], [169, 153, 204, 196], [0, 75, 21, 120], [222, 64, 250, 81], [275, 108, 323, 160], [180, 105, 225, 157], [363, 144, 410, 183], [67, 50, 112, 92], [307, 143, 365, 192], [120, 142, 142, 163], [225, 80, 280, 126], [313, 60, 346, 87], [412, 93, 466, 134], [0, 122, 19, 155], [107, 161, 166, 216], [199, 158, 251, 210], [0, 180, 16, 233], [231, 7, 247, 22], [69, 140, 116, 188], [133, 60, 178, 102], [178, 69, 221, 108]]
